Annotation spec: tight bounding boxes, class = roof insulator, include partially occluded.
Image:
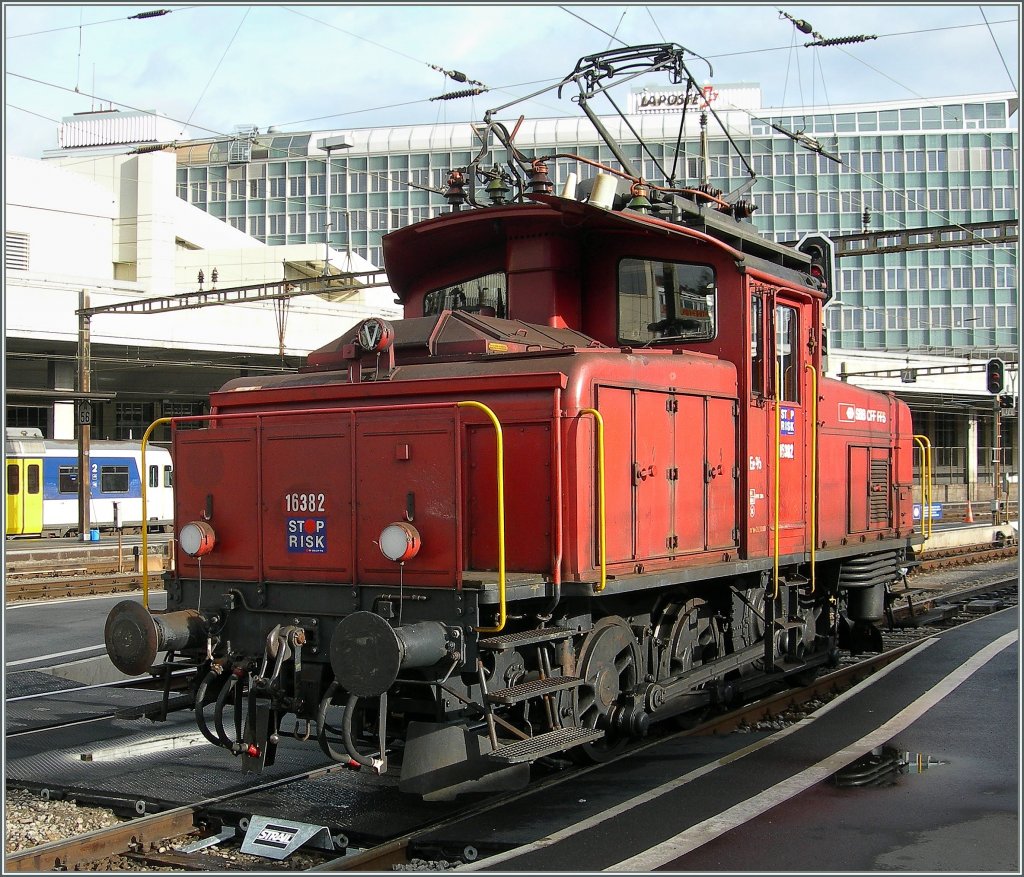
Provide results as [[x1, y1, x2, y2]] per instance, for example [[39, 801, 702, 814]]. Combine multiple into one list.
[[128, 9, 170, 19], [627, 182, 653, 214], [485, 171, 511, 206], [528, 161, 554, 196], [445, 170, 467, 212]]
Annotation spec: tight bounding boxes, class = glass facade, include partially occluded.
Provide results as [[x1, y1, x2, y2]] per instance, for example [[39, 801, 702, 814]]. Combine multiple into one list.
[[175, 92, 1017, 355]]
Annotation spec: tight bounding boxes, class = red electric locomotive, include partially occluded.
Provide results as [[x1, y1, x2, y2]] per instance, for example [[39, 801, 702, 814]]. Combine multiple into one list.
[[105, 45, 916, 795]]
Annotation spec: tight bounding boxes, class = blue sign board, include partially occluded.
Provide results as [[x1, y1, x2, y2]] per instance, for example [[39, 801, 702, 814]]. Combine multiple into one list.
[[912, 503, 943, 521]]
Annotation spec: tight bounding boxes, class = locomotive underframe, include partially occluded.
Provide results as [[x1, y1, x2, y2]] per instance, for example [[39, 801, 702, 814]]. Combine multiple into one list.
[[157, 536, 905, 784]]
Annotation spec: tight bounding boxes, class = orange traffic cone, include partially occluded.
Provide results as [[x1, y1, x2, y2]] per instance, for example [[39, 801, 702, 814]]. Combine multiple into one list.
[[964, 500, 975, 524]]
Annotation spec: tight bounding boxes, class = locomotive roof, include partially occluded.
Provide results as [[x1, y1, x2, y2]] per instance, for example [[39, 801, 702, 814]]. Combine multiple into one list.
[[383, 193, 817, 305]]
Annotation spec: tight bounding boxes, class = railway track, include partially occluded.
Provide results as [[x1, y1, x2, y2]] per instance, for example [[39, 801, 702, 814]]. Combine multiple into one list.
[[7, 568, 1016, 872]]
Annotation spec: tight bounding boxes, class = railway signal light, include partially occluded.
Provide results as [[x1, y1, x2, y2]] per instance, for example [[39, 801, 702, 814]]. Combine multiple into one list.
[[797, 233, 836, 302], [986, 358, 1005, 394]]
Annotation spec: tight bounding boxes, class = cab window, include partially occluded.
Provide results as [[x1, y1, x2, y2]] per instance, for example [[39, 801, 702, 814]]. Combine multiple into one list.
[[424, 271, 507, 317], [775, 304, 800, 403], [618, 258, 716, 344], [751, 294, 764, 396]]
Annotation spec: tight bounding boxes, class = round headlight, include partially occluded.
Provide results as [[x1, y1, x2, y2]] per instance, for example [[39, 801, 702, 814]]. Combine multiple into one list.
[[180, 520, 216, 557], [378, 522, 421, 563]]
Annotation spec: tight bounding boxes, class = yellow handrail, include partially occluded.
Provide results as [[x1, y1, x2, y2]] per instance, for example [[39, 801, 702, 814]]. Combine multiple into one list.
[[140, 417, 173, 609], [141, 401, 507, 627], [804, 364, 817, 596], [913, 434, 934, 540], [580, 408, 607, 592], [458, 401, 507, 633], [773, 363, 781, 600]]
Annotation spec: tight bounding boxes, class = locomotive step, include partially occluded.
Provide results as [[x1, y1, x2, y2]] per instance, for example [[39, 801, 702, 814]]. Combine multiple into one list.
[[485, 675, 582, 705], [487, 726, 606, 763], [773, 617, 808, 630], [478, 627, 574, 651]]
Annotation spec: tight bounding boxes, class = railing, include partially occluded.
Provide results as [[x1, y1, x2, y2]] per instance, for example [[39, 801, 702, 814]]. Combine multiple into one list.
[[913, 435, 933, 539], [912, 445, 1017, 486]]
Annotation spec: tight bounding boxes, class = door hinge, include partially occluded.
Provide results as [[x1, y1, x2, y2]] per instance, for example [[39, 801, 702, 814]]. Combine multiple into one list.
[[667, 467, 679, 481], [666, 535, 679, 549], [666, 398, 678, 413]]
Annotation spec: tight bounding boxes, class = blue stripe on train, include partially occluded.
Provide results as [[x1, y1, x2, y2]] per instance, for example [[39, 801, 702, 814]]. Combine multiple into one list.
[[41, 456, 142, 501]]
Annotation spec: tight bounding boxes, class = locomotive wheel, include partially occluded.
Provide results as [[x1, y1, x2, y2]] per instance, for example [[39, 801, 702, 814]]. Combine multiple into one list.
[[654, 597, 720, 727], [572, 616, 642, 762], [736, 587, 767, 675], [654, 597, 719, 678]]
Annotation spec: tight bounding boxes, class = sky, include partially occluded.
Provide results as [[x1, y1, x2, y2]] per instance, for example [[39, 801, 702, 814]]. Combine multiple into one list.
[[3, 3, 1020, 159]]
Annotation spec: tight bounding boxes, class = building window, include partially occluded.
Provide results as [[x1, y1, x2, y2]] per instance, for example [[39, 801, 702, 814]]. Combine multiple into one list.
[[992, 148, 1014, 171], [310, 173, 326, 196], [774, 193, 795, 214], [269, 215, 286, 235], [289, 214, 306, 234], [190, 181, 206, 205], [949, 188, 970, 210], [5, 231, 29, 270], [210, 180, 226, 201], [115, 402, 154, 441], [250, 177, 266, 198], [289, 176, 306, 197], [270, 177, 287, 199], [6, 406, 48, 433]]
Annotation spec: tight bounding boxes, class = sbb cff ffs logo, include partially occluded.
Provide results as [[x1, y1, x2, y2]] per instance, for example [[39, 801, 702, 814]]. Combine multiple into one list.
[[797, 234, 836, 302]]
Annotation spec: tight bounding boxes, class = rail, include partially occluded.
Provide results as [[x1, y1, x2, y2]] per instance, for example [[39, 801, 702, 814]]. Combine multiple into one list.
[[805, 363, 818, 595], [579, 408, 608, 592], [138, 401, 508, 628], [772, 364, 781, 600], [913, 435, 934, 540], [456, 401, 507, 633]]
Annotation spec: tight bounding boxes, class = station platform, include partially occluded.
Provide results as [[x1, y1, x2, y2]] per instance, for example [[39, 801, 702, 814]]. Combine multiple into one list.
[[431, 608, 1019, 871]]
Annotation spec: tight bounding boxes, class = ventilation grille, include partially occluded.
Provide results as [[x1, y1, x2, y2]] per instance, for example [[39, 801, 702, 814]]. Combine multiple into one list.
[[870, 459, 890, 523], [5, 231, 29, 271]]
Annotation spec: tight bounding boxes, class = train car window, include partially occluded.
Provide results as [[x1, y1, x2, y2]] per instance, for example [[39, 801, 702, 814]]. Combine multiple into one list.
[[617, 258, 716, 344], [751, 294, 764, 396], [424, 271, 507, 317], [149, 465, 159, 488], [58, 466, 78, 494], [775, 304, 800, 403], [26, 464, 40, 495], [164, 465, 173, 488], [100, 465, 130, 493], [6, 464, 18, 496]]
